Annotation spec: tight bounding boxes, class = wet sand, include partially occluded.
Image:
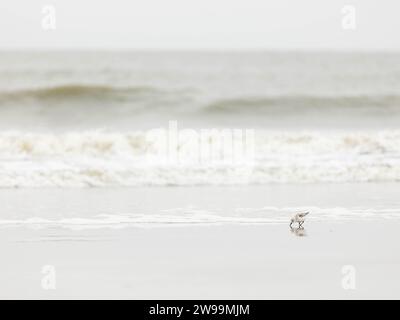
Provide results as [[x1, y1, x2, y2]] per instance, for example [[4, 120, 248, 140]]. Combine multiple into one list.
[[1, 220, 400, 299]]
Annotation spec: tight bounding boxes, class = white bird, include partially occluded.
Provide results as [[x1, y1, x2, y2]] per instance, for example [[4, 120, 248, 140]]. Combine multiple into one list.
[[290, 212, 309, 228]]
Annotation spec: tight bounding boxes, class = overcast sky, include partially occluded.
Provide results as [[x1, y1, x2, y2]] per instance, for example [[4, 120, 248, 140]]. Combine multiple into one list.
[[0, 0, 399, 50]]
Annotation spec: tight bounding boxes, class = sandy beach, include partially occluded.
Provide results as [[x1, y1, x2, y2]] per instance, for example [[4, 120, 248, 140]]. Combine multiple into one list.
[[1, 220, 400, 299], [0, 184, 399, 299]]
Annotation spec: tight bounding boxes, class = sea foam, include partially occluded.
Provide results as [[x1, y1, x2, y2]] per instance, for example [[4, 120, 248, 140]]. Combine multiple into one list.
[[0, 130, 399, 187]]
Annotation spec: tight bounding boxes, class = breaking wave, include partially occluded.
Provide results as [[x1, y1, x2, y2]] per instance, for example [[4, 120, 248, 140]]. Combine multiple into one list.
[[0, 130, 400, 187]]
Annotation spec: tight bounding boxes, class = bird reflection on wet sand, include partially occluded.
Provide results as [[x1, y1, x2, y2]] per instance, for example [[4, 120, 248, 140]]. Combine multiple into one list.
[[290, 226, 307, 237]]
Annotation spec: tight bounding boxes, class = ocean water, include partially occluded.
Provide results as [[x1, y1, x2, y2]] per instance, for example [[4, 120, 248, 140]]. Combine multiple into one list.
[[0, 51, 400, 188], [1, 51, 400, 130]]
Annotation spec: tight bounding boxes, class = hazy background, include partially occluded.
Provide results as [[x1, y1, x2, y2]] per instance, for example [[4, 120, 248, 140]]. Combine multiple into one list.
[[0, 0, 399, 51]]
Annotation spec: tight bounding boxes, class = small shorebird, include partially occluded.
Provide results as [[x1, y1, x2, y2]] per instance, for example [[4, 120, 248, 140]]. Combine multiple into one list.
[[290, 212, 309, 228]]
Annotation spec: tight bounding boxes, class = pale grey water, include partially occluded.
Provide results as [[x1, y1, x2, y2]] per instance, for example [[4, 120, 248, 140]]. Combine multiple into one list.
[[0, 51, 400, 130]]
